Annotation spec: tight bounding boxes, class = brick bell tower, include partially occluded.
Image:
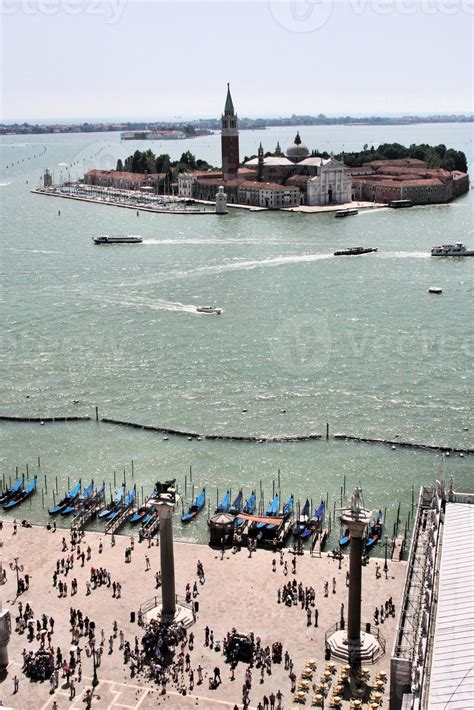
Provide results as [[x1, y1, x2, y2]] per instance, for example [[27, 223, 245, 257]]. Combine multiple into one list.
[[221, 83, 239, 181]]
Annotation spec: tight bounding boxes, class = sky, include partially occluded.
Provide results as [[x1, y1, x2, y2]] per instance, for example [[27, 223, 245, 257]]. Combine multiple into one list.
[[1, 0, 473, 122]]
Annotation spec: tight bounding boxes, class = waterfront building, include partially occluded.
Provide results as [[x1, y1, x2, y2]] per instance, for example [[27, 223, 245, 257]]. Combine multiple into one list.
[[178, 86, 352, 208], [84, 169, 166, 191], [390, 477, 474, 709], [350, 160, 469, 204]]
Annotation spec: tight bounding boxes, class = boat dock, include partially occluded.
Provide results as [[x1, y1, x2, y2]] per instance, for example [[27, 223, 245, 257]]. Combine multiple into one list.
[[391, 535, 405, 561], [71, 487, 105, 531]]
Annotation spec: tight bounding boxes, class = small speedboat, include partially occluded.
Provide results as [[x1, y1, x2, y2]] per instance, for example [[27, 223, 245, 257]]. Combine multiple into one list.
[[196, 306, 222, 315], [428, 287, 443, 294], [334, 246, 378, 256]]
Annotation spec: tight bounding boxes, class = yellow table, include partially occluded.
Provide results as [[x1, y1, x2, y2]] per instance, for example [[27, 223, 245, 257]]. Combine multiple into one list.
[[330, 696, 342, 706], [371, 692, 383, 701], [374, 680, 385, 689], [334, 684, 345, 694], [298, 681, 310, 690], [376, 672, 387, 681], [312, 694, 324, 706], [342, 664, 352, 672], [350, 701, 362, 709]]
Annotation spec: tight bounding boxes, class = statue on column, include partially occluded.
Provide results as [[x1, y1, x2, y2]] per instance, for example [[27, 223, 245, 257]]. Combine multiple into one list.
[[350, 486, 362, 515]]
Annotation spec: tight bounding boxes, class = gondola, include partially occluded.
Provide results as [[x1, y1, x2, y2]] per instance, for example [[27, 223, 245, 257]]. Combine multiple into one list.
[[129, 489, 154, 523], [366, 510, 383, 550], [181, 488, 206, 524], [61, 481, 94, 516], [339, 528, 350, 547], [228, 490, 243, 515], [257, 494, 279, 529], [292, 498, 310, 537], [107, 488, 136, 522], [0, 477, 24, 506], [282, 495, 294, 518], [235, 490, 256, 526], [301, 501, 325, 540], [243, 491, 256, 514], [98, 485, 125, 519], [3, 478, 37, 510], [49, 481, 81, 515], [215, 490, 231, 514]]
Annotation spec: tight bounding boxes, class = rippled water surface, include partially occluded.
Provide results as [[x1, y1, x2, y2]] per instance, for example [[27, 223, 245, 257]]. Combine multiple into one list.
[[1, 125, 472, 542]]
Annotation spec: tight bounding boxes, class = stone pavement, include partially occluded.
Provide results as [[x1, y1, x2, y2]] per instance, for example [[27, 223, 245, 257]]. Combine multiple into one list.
[[0, 520, 406, 709]]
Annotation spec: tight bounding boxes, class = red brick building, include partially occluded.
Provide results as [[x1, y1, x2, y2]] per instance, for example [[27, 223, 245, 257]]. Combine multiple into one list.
[[349, 160, 469, 204]]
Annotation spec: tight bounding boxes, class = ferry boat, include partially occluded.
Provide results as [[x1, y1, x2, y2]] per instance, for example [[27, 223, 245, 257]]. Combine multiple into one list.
[[431, 242, 474, 257], [335, 208, 358, 218], [93, 235, 143, 245], [196, 306, 222, 315], [333, 246, 378, 256]]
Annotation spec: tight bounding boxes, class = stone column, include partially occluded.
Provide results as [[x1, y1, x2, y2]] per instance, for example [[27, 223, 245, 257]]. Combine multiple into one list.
[[347, 530, 365, 642], [0, 608, 11, 667], [341, 502, 371, 659], [158, 502, 176, 618]]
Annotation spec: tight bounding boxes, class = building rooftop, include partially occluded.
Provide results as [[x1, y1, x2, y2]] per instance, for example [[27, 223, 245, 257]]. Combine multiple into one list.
[[427, 502, 474, 709]]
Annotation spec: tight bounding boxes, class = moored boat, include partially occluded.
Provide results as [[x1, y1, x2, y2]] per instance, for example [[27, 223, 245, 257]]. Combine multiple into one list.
[[228, 490, 243, 515], [0, 477, 24, 506], [431, 242, 474, 257], [49, 481, 81, 515], [3, 477, 37, 510], [366, 510, 383, 550], [339, 528, 350, 547], [301, 500, 325, 540], [107, 488, 136, 522], [181, 488, 206, 523], [98, 485, 125, 519], [215, 490, 231, 514], [334, 246, 378, 256], [257, 494, 279, 529], [292, 498, 310, 537], [243, 491, 256, 515], [61, 480, 94, 516]]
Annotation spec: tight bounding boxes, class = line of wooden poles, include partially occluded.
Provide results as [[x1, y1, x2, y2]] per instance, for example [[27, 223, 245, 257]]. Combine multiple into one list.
[[0, 460, 418, 548]]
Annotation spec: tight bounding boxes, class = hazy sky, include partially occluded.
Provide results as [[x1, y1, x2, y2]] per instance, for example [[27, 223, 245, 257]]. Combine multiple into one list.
[[1, 1, 473, 121]]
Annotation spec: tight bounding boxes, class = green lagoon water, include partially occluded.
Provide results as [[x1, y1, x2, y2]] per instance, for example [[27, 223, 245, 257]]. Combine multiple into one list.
[[0, 124, 472, 545]]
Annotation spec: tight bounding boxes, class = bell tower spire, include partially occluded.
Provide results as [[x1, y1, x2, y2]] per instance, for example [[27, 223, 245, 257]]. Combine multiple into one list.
[[221, 83, 239, 181]]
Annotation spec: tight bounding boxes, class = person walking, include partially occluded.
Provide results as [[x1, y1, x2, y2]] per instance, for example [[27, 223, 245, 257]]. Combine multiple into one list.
[[13, 675, 19, 693]]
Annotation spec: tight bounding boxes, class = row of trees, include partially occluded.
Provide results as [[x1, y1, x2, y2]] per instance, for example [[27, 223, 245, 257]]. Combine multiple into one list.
[[116, 150, 210, 176], [335, 143, 467, 172]]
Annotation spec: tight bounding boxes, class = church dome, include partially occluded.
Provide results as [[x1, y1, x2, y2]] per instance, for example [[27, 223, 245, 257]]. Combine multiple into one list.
[[286, 131, 310, 161]]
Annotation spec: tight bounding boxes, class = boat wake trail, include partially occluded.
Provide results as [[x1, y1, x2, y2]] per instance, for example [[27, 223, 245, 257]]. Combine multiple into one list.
[[0, 181, 11, 187], [174, 252, 334, 278], [382, 251, 429, 259], [93, 294, 199, 315]]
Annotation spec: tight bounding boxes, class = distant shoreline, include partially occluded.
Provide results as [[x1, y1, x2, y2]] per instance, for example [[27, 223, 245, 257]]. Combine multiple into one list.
[[2, 114, 473, 136]]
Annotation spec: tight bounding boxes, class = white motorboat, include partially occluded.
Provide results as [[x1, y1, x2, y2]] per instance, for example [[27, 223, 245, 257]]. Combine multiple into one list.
[[431, 242, 474, 256]]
